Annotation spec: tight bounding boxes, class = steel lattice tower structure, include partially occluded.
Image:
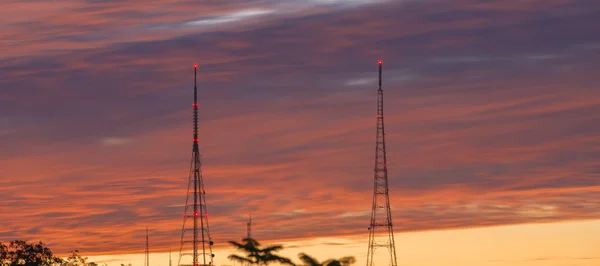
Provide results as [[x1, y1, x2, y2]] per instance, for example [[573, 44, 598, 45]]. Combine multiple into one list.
[[145, 227, 149, 266], [246, 214, 252, 239], [179, 64, 215, 266], [366, 60, 398, 266]]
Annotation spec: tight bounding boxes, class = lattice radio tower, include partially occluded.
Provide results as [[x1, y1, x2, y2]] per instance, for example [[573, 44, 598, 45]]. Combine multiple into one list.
[[366, 60, 398, 266], [246, 214, 252, 239], [144, 227, 149, 266], [179, 64, 215, 266]]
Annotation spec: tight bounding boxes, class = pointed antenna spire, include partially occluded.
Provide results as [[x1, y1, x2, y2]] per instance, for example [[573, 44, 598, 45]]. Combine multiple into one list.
[[169, 249, 172, 266], [378, 60, 382, 90], [193, 64, 199, 147]]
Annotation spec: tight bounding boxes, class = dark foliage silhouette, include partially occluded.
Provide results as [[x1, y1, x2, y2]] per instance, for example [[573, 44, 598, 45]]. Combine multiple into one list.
[[61, 250, 100, 266], [297, 253, 355, 266], [0, 241, 109, 266], [227, 238, 294, 266], [0, 241, 62, 266]]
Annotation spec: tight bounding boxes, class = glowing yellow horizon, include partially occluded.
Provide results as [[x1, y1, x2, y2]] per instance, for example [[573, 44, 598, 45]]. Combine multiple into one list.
[[86, 219, 600, 266]]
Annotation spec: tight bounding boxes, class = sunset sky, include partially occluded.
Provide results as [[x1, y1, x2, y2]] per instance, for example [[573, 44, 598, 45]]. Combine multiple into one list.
[[1, 0, 599, 265]]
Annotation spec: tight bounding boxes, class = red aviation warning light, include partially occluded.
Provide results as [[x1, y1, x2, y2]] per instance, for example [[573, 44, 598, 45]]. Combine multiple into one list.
[[378, 60, 382, 65], [194, 63, 197, 68]]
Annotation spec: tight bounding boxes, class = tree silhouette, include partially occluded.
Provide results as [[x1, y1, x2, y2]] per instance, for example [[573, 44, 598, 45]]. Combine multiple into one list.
[[0, 244, 7, 265], [297, 253, 355, 266], [0, 240, 63, 266], [61, 250, 99, 266], [227, 238, 294, 266], [0, 241, 101, 266]]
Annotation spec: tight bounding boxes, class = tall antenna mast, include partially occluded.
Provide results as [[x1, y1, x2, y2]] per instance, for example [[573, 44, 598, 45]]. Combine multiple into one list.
[[246, 214, 252, 239], [179, 64, 215, 266], [145, 227, 149, 266], [169, 249, 172, 266], [366, 60, 398, 266]]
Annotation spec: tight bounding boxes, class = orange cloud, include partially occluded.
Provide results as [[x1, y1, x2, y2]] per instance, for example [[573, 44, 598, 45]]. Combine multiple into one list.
[[1, 0, 599, 257]]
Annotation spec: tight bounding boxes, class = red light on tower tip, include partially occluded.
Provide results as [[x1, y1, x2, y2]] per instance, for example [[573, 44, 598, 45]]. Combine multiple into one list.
[[194, 64, 197, 68], [378, 60, 382, 65]]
